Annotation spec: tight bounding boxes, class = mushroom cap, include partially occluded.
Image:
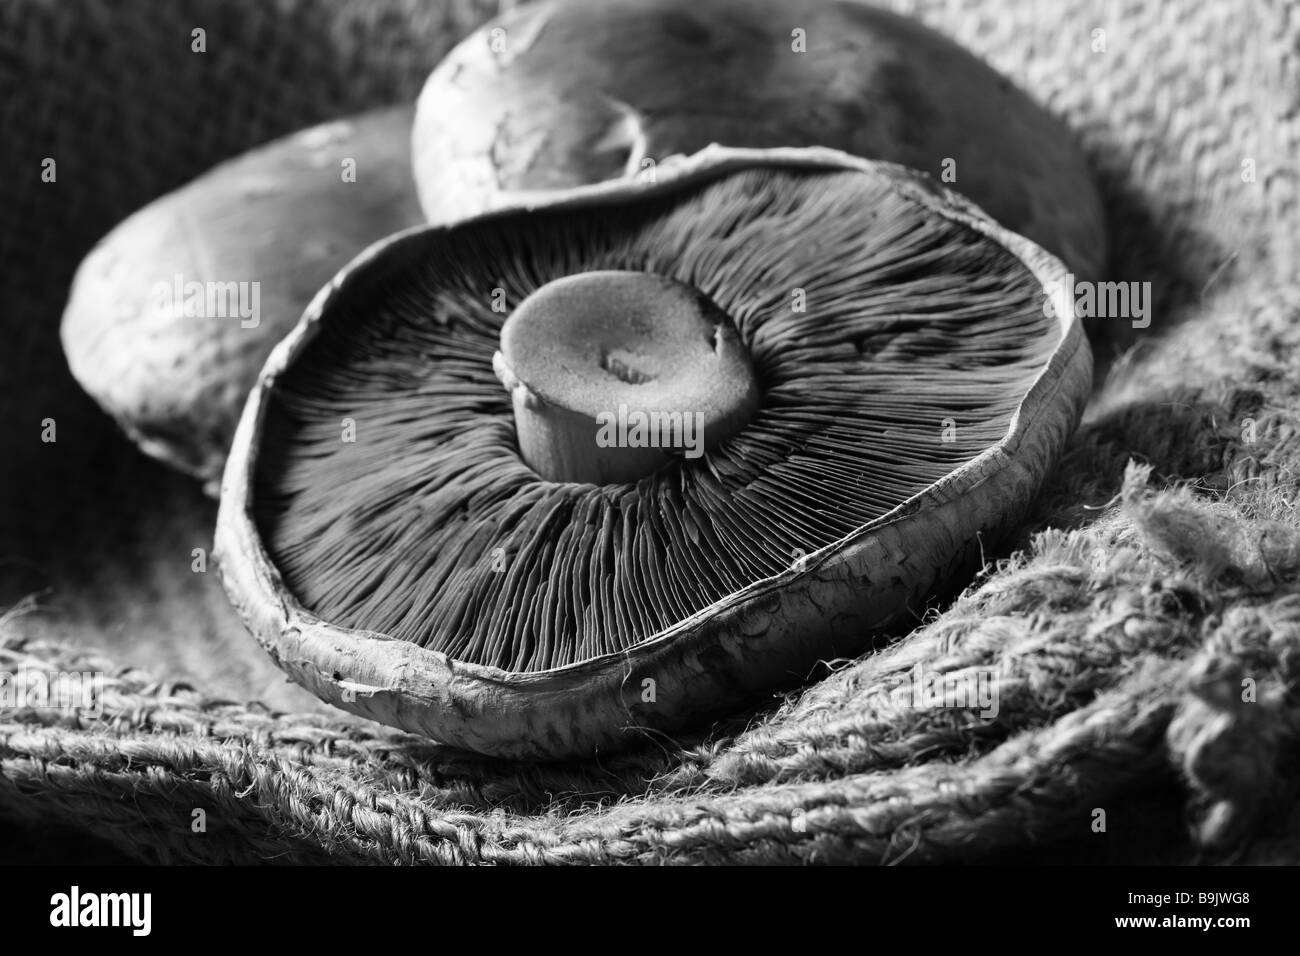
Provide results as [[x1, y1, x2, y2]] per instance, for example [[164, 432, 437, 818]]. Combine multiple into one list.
[[60, 105, 424, 492], [216, 146, 1092, 760], [413, 0, 1107, 280]]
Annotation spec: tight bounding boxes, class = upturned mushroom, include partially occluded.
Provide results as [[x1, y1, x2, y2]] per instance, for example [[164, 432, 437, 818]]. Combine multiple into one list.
[[61, 106, 424, 493], [413, 0, 1107, 280], [216, 146, 1091, 760]]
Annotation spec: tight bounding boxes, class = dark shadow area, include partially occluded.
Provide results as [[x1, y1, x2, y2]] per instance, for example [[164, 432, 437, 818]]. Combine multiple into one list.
[[0, 817, 138, 866], [979, 777, 1196, 865]]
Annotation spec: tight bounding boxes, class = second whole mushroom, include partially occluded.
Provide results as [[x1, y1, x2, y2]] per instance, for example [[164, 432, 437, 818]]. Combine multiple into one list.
[[414, 0, 1107, 281], [61, 106, 425, 492]]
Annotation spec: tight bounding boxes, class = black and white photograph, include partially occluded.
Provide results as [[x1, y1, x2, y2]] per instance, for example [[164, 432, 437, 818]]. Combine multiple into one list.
[[0, 0, 1292, 911]]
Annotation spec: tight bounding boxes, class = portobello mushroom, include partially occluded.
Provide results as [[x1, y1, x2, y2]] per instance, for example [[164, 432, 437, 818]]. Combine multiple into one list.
[[60, 106, 424, 492], [216, 146, 1091, 760]]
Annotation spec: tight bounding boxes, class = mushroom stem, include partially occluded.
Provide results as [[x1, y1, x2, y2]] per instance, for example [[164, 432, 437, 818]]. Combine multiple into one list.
[[494, 270, 760, 484]]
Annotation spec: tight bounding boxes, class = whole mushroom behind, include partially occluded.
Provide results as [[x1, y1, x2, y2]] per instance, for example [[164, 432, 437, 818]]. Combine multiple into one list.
[[413, 0, 1108, 281], [216, 146, 1092, 760], [60, 105, 424, 493]]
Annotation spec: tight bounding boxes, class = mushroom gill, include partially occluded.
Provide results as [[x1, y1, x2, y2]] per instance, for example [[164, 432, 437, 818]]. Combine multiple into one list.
[[250, 161, 1058, 674]]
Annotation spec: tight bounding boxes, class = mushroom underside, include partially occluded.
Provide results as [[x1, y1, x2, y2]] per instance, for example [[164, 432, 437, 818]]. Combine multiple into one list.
[[250, 165, 1058, 676]]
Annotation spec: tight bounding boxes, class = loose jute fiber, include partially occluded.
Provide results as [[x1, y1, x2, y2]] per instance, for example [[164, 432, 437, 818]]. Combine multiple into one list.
[[1, 0, 1298, 864]]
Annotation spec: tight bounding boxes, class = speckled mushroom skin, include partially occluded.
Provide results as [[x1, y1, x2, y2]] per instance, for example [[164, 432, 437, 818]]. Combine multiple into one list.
[[60, 106, 424, 494], [216, 146, 1092, 761], [413, 0, 1108, 281]]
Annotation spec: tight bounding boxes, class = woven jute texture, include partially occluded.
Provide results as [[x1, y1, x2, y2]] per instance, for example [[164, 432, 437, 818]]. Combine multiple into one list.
[[2, 0, 1299, 864]]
